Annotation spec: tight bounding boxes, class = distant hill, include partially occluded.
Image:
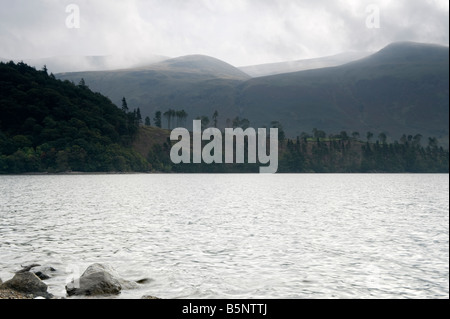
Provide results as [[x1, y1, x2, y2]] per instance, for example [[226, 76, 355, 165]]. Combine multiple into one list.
[[56, 42, 449, 148], [57, 55, 251, 124], [238, 42, 449, 146], [238, 51, 371, 77], [148, 55, 251, 80]]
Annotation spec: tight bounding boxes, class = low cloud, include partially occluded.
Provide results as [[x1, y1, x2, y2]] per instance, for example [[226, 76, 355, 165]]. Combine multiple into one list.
[[0, 0, 448, 66]]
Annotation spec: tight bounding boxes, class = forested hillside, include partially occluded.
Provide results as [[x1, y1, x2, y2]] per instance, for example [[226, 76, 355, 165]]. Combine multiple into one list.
[[0, 61, 148, 173]]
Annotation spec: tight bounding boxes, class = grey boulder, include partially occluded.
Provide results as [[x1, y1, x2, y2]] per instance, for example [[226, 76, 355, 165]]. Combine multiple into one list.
[[66, 263, 138, 297], [0, 272, 52, 298]]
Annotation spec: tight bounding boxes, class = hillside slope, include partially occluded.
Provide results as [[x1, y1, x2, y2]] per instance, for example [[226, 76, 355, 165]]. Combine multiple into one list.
[[0, 61, 148, 173]]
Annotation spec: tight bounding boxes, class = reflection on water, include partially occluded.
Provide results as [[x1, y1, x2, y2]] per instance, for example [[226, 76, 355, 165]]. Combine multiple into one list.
[[0, 174, 448, 299]]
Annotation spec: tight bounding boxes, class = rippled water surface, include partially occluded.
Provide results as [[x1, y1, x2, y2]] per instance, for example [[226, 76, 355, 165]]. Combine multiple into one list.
[[0, 174, 448, 299]]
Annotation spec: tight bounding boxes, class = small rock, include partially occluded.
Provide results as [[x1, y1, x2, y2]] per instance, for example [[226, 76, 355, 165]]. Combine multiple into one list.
[[29, 265, 57, 280], [141, 295, 161, 299], [136, 278, 153, 284], [34, 272, 50, 280]]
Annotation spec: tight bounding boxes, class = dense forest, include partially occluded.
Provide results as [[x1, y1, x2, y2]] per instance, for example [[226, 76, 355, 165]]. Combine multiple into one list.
[[0, 61, 448, 174], [279, 134, 448, 173], [0, 61, 148, 173]]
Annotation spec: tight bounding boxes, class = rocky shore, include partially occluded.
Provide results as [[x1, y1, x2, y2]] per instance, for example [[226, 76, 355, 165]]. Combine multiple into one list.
[[0, 263, 160, 299], [0, 289, 34, 299]]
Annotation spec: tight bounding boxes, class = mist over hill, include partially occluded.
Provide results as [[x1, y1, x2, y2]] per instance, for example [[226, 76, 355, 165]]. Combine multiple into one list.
[[238, 51, 371, 77], [56, 42, 449, 148], [4, 54, 170, 74]]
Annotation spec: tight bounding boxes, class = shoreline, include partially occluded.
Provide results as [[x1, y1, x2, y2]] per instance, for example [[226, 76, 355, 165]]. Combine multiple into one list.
[[0, 171, 448, 176], [0, 288, 34, 299]]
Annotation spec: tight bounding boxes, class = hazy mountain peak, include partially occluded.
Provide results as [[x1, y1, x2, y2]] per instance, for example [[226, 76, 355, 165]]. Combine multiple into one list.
[[148, 54, 251, 80], [351, 41, 449, 66], [382, 41, 448, 50]]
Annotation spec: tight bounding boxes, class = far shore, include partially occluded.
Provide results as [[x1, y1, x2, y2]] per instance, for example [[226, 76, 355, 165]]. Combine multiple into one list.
[[0, 171, 447, 176]]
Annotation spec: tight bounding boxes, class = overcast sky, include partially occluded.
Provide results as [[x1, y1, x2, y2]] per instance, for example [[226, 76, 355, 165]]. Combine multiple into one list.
[[0, 0, 448, 66]]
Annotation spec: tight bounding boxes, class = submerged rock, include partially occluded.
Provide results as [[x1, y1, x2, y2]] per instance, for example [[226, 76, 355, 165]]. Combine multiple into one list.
[[136, 278, 153, 284], [30, 265, 57, 280], [16, 264, 57, 280], [0, 272, 52, 299], [66, 263, 138, 297], [16, 264, 41, 273]]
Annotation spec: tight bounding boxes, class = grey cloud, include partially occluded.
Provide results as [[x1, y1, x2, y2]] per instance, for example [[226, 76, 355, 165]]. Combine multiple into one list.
[[0, 0, 448, 66]]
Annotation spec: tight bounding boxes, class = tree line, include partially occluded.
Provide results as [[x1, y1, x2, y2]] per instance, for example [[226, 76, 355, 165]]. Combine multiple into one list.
[[141, 117, 448, 173], [279, 130, 448, 173]]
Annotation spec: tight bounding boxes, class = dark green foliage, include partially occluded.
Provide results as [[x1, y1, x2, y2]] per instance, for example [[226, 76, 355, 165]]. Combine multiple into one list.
[[136, 108, 142, 125], [162, 109, 189, 129], [153, 111, 162, 128], [196, 115, 210, 130], [121, 97, 128, 112], [212, 110, 219, 128], [0, 61, 148, 173]]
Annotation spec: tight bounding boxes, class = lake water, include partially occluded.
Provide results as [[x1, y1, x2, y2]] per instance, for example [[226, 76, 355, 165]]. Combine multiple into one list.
[[0, 174, 448, 299]]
